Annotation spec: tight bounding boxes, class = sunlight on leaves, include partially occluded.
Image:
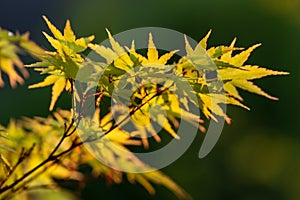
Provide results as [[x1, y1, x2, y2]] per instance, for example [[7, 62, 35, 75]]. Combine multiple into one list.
[[0, 28, 43, 88], [27, 16, 94, 111]]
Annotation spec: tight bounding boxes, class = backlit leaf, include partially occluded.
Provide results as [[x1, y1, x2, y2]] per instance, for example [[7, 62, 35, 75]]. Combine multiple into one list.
[[50, 76, 66, 111], [147, 33, 159, 62], [43, 16, 64, 40], [28, 16, 94, 110], [0, 28, 42, 88]]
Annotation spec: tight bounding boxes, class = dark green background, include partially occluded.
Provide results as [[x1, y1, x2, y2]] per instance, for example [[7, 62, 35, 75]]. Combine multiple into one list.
[[1, 0, 300, 199]]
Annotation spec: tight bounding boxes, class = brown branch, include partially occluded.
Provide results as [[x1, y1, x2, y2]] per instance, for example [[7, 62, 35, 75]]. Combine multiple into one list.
[[0, 116, 77, 195], [0, 143, 36, 189]]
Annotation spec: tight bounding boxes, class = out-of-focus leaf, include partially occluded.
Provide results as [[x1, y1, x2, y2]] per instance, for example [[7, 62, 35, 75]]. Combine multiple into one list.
[[78, 108, 191, 200], [0, 28, 43, 88], [0, 111, 82, 200]]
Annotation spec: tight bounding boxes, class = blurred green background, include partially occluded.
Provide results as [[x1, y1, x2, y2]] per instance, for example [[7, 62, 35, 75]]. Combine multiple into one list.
[[0, 0, 300, 199]]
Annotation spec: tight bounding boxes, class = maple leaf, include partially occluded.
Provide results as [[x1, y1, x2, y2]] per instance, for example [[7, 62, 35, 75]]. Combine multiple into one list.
[[182, 31, 216, 72], [28, 16, 94, 111], [216, 39, 289, 100], [88, 29, 134, 72], [0, 28, 43, 88]]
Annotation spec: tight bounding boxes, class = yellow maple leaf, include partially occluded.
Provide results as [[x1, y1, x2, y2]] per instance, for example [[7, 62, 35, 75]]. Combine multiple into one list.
[[28, 16, 94, 111], [0, 28, 43, 88]]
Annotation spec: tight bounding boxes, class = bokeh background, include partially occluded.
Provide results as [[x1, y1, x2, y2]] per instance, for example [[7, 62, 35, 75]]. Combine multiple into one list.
[[0, 0, 300, 199]]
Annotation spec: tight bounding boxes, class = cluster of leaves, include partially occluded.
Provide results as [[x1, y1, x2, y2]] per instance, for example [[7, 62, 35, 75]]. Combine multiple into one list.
[[0, 16, 288, 200], [0, 111, 79, 200], [80, 27, 288, 141]]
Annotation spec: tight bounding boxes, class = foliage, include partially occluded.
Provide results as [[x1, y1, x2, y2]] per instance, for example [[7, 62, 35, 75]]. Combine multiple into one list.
[[27, 16, 94, 111], [0, 16, 288, 200], [0, 28, 43, 88]]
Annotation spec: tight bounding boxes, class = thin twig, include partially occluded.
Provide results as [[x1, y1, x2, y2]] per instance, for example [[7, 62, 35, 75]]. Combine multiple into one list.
[[0, 144, 36, 189], [0, 87, 168, 196]]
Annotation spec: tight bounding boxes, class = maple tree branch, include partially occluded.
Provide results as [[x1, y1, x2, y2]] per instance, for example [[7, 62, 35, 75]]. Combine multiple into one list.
[[0, 87, 168, 196], [0, 144, 36, 189]]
